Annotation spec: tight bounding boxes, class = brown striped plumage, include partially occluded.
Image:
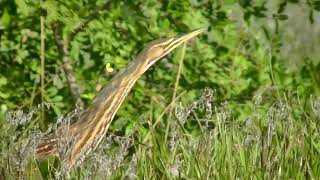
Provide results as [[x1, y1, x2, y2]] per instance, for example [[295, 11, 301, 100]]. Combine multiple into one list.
[[36, 28, 204, 169]]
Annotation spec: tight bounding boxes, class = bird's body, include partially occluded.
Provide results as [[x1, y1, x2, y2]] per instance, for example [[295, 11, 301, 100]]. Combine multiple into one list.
[[36, 28, 204, 169]]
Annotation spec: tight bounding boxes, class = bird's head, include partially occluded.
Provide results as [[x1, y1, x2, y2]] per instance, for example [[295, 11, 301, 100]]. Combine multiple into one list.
[[136, 27, 205, 72]]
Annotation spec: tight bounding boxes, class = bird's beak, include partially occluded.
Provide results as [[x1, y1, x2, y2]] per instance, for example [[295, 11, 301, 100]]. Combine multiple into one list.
[[164, 27, 205, 52]]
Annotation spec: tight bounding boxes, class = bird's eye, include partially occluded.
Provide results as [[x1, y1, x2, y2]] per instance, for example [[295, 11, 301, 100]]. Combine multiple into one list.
[[163, 43, 169, 50], [162, 39, 173, 50]]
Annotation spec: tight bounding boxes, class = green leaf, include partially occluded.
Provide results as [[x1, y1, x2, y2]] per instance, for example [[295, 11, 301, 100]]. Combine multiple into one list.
[[51, 95, 63, 102], [1, 9, 11, 28], [42, 0, 59, 22], [70, 41, 80, 61], [15, 0, 29, 16], [0, 76, 8, 86], [0, 91, 9, 99], [46, 87, 58, 96], [81, 93, 95, 100]]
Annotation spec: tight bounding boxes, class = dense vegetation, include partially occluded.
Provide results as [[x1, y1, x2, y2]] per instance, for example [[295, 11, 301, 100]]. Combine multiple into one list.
[[0, 0, 320, 179]]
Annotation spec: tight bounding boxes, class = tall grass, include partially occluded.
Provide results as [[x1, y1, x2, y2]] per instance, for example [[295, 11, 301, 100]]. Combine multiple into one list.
[[1, 88, 319, 179]]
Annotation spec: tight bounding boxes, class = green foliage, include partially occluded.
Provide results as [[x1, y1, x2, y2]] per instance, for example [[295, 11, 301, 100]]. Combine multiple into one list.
[[0, 0, 320, 179]]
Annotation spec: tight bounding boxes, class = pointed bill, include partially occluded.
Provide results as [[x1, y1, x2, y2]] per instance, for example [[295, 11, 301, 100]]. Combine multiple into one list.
[[164, 27, 205, 52]]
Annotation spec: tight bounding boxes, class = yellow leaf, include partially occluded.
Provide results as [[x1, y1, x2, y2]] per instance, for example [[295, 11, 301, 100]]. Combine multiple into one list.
[[105, 63, 114, 73]]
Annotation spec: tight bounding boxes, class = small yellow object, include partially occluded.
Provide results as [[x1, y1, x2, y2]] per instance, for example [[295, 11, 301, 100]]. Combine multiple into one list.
[[105, 63, 114, 73]]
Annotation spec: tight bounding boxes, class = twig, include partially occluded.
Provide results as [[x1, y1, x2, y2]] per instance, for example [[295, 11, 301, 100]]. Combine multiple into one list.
[[52, 22, 83, 107], [52, 22, 64, 53], [268, 48, 281, 103], [40, 16, 45, 130], [171, 44, 186, 112], [29, 74, 40, 109], [62, 44, 83, 107], [165, 42, 187, 142]]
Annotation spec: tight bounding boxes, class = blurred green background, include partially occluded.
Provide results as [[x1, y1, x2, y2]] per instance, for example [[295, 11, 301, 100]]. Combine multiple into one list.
[[0, 0, 320, 179]]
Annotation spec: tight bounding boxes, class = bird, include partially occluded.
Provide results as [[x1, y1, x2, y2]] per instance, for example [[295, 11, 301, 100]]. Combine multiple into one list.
[[36, 28, 204, 169]]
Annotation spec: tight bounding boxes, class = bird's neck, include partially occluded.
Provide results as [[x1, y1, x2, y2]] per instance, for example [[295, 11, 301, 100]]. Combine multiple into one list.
[[77, 58, 145, 126], [95, 59, 143, 105], [63, 60, 146, 167]]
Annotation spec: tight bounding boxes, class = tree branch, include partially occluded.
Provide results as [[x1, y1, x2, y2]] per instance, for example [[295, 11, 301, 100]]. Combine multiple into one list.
[[51, 1, 112, 107], [52, 21, 84, 107], [52, 21, 64, 54]]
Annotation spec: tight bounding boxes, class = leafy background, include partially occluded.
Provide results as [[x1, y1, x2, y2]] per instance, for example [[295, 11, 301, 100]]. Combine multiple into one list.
[[0, 0, 320, 179]]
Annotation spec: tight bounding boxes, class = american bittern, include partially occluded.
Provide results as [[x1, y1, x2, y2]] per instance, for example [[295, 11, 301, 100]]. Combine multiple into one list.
[[36, 28, 204, 169]]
